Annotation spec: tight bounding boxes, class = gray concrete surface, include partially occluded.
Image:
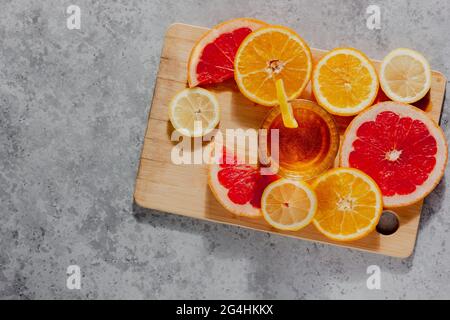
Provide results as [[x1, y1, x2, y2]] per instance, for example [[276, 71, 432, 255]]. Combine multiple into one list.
[[0, 0, 449, 299]]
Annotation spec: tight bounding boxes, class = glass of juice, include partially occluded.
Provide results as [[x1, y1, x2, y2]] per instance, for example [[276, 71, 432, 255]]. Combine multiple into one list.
[[261, 99, 339, 180]]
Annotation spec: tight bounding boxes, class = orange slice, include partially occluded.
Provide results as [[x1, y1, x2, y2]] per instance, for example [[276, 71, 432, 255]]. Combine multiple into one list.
[[379, 48, 432, 104], [261, 179, 317, 231], [312, 48, 379, 116], [234, 26, 312, 106], [312, 168, 383, 241]]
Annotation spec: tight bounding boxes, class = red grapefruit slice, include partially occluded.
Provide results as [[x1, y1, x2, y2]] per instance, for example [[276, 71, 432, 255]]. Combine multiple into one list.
[[208, 147, 278, 218], [188, 18, 267, 87], [341, 101, 448, 207]]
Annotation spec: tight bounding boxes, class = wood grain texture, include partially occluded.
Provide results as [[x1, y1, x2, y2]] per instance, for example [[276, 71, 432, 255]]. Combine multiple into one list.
[[134, 23, 447, 258]]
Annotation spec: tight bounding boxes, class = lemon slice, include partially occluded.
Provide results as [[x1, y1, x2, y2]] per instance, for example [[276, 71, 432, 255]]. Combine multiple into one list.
[[168, 88, 220, 137], [312, 168, 383, 241], [276, 79, 298, 128], [379, 48, 432, 104], [261, 179, 317, 231]]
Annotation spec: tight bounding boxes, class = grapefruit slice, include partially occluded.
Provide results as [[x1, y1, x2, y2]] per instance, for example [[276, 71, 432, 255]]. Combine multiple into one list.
[[188, 18, 267, 87], [208, 146, 279, 218], [340, 101, 448, 207]]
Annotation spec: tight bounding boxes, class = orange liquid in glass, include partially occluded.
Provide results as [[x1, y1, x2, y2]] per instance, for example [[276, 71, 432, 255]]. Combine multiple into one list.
[[262, 99, 339, 180], [269, 109, 331, 167]]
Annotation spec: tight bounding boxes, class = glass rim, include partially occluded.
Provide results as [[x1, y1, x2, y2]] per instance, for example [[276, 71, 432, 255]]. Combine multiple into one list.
[[260, 99, 340, 180]]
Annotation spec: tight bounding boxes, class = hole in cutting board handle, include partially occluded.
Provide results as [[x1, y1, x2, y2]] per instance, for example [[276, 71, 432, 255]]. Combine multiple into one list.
[[376, 210, 400, 235]]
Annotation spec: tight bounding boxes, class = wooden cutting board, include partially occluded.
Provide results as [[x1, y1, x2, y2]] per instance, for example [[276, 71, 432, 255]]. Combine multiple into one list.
[[134, 23, 447, 258]]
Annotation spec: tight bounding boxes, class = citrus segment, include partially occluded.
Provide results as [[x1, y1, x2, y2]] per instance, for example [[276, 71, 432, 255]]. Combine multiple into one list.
[[340, 102, 448, 207], [169, 87, 220, 137], [261, 179, 317, 231], [234, 26, 312, 106], [188, 18, 267, 87], [209, 146, 279, 218], [276, 79, 298, 128], [379, 48, 432, 104], [312, 168, 383, 241], [312, 48, 379, 116]]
